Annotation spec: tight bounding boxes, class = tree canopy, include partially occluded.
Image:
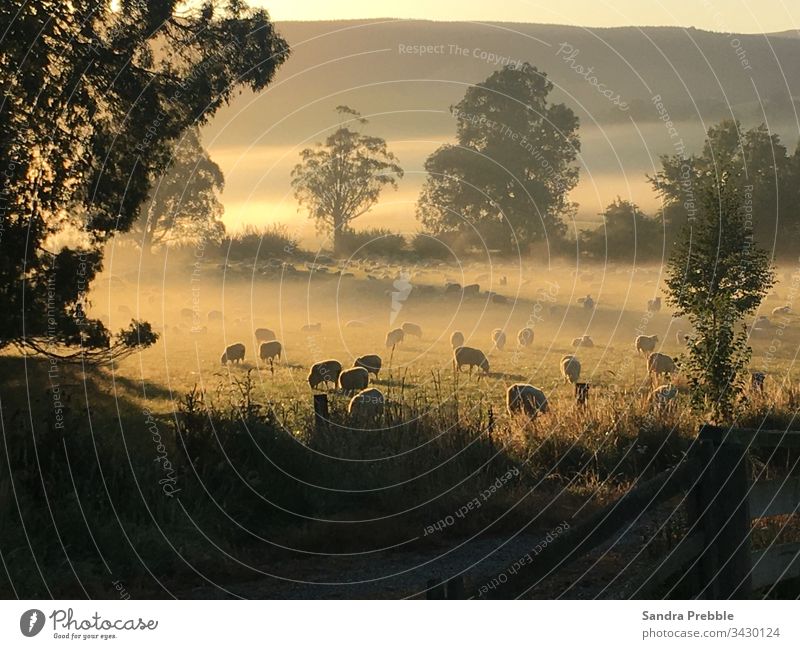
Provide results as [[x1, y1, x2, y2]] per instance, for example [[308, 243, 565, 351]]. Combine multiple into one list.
[[0, 0, 288, 360], [130, 127, 226, 255], [291, 106, 403, 254], [416, 63, 580, 252], [580, 198, 663, 262]]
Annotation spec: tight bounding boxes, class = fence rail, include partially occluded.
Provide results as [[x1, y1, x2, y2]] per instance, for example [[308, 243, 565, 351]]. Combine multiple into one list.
[[429, 424, 800, 599]]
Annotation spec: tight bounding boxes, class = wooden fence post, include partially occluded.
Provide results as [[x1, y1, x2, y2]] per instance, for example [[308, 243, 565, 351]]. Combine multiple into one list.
[[313, 393, 329, 434], [575, 382, 590, 406], [693, 426, 753, 599]]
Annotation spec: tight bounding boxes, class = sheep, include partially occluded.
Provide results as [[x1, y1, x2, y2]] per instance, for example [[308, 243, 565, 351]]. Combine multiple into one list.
[[385, 327, 405, 348], [651, 384, 678, 408], [581, 294, 595, 309], [635, 334, 659, 355], [220, 342, 246, 365], [648, 352, 677, 380], [307, 359, 342, 390], [517, 327, 534, 347], [772, 305, 791, 316], [647, 297, 662, 313], [347, 387, 386, 419], [560, 355, 581, 384], [572, 335, 593, 348], [208, 309, 224, 322], [506, 384, 548, 418], [354, 354, 382, 377], [345, 320, 367, 328], [401, 322, 423, 338], [338, 367, 370, 394], [491, 293, 509, 304], [301, 322, 322, 332], [450, 331, 465, 349], [258, 340, 282, 363], [454, 346, 490, 375], [491, 328, 507, 350], [255, 327, 276, 342]]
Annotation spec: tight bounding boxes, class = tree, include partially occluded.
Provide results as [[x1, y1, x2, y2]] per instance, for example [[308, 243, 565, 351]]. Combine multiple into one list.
[[131, 127, 226, 255], [291, 106, 403, 254], [0, 1, 288, 360], [664, 169, 775, 422], [580, 198, 662, 261], [649, 120, 795, 254], [416, 63, 580, 252]]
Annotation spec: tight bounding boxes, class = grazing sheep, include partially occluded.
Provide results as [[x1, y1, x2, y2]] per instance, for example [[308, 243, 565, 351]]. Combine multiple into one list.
[[338, 367, 370, 394], [401, 322, 423, 338], [506, 384, 548, 418], [454, 346, 490, 375], [301, 322, 322, 332], [651, 384, 678, 407], [255, 327, 276, 342], [491, 329, 507, 350], [560, 355, 581, 384], [647, 297, 662, 313], [354, 354, 382, 377], [517, 327, 534, 347], [259, 340, 282, 363], [220, 342, 246, 365], [307, 359, 342, 390], [385, 327, 405, 348], [581, 295, 595, 310], [345, 320, 367, 328], [450, 331, 465, 349], [347, 387, 386, 419], [772, 305, 791, 316], [572, 335, 593, 348], [648, 352, 677, 380], [676, 330, 691, 345], [635, 334, 659, 355], [208, 309, 224, 322]]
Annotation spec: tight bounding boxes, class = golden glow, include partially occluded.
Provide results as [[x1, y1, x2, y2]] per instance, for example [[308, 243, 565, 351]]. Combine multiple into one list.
[[254, 0, 798, 34]]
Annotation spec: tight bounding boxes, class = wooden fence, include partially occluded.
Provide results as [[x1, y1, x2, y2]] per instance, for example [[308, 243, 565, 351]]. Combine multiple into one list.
[[428, 425, 800, 599]]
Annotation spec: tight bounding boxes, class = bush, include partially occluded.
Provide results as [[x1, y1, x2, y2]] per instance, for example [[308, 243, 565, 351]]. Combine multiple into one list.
[[220, 223, 299, 261], [336, 228, 406, 258]]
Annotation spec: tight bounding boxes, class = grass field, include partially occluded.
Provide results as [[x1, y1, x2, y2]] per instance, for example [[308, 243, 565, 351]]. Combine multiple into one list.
[[3, 253, 800, 598]]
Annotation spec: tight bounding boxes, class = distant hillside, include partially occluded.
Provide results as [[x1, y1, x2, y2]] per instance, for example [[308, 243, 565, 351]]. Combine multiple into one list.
[[202, 20, 800, 239], [206, 19, 800, 146]]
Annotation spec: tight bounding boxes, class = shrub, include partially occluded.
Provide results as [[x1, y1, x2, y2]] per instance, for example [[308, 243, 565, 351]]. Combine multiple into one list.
[[336, 228, 406, 258]]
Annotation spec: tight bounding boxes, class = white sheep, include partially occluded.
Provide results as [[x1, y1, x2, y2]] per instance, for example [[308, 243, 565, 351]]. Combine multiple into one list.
[[208, 309, 224, 322], [506, 384, 548, 418], [259, 340, 282, 363], [354, 354, 382, 377], [255, 327, 276, 342], [572, 335, 593, 348], [401, 322, 423, 338], [220, 342, 246, 365], [307, 359, 342, 390], [345, 320, 367, 328], [385, 327, 405, 348], [648, 352, 677, 380], [517, 327, 534, 347], [338, 367, 370, 394], [301, 322, 322, 332], [560, 355, 581, 384], [772, 305, 791, 316], [635, 334, 659, 355], [348, 387, 386, 419], [491, 328, 506, 350], [454, 346, 490, 375], [450, 331, 465, 349], [676, 330, 691, 345]]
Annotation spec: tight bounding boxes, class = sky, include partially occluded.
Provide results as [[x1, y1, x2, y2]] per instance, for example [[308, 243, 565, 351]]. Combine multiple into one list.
[[252, 0, 799, 34]]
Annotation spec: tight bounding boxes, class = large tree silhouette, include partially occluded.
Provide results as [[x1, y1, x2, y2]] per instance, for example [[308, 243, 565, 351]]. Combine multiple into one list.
[[0, 1, 288, 361], [416, 63, 580, 252], [291, 106, 403, 254]]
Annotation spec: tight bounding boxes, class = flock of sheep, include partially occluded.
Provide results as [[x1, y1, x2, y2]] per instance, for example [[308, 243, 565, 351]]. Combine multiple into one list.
[[218, 317, 684, 424]]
